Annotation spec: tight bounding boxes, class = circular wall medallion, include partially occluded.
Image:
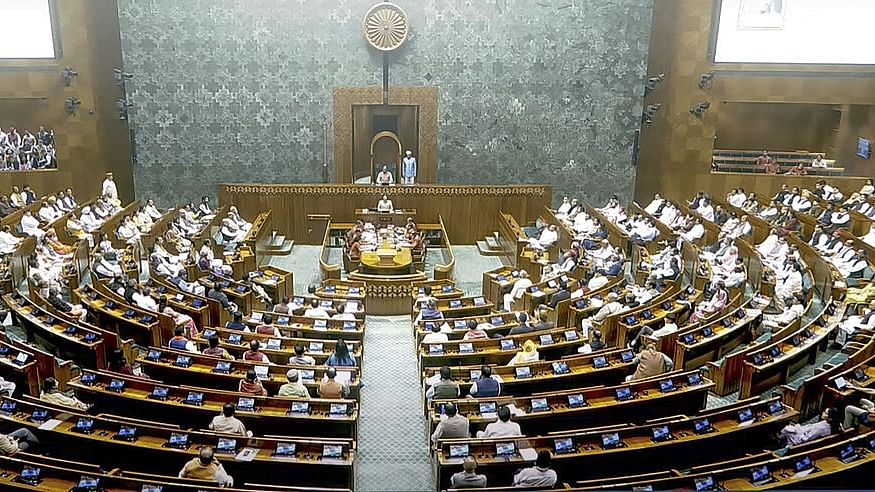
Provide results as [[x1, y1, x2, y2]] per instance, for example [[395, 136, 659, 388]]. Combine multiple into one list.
[[363, 2, 410, 52]]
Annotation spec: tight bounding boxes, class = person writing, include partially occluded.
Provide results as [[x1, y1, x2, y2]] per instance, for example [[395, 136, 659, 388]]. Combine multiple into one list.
[[377, 194, 394, 213]]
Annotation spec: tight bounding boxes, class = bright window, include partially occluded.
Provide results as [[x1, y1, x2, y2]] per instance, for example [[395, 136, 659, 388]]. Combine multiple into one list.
[[714, 0, 875, 65], [0, 0, 56, 59]]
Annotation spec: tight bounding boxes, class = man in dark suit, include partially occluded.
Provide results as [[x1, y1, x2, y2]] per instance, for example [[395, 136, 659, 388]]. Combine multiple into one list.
[[548, 280, 571, 308], [507, 312, 534, 336], [532, 309, 555, 332]]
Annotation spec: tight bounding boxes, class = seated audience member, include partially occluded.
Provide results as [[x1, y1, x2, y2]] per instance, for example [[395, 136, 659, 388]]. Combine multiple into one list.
[[503, 270, 532, 311], [254, 313, 281, 336], [476, 405, 521, 438], [178, 447, 234, 487], [209, 403, 252, 437], [0, 225, 22, 254], [426, 366, 460, 401], [416, 300, 444, 323], [158, 295, 197, 337], [837, 300, 875, 346], [777, 407, 840, 447], [224, 311, 246, 331], [0, 427, 40, 454], [506, 340, 539, 366], [168, 326, 197, 353], [239, 369, 268, 396], [578, 329, 606, 354], [468, 365, 501, 398], [626, 340, 673, 382], [273, 297, 290, 314], [203, 336, 234, 360], [528, 224, 558, 251], [318, 367, 349, 399], [760, 296, 805, 336], [40, 377, 88, 411], [332, 303, 356, 321], [513, 450, 558, 488], [431, 402, 470, 443], [242, 340, 270, 363], [842, 383, 875, 428], [289, 344, 316, 366], [46, 287, 87, 321], [278, 369, 311, 399], [20, 211, 44, 240], [860, 178, 874, 196], [451, 458, 487, 489], [462, 319, 489, 341], [507, 312, 533, 336], [304, 298, 330, 318], [326, 339, 357, 367], [422, 323, 449, 343]]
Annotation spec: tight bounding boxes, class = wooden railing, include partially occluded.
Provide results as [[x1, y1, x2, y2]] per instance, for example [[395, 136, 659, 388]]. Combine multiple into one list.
[[434, 215, 455, 280], [319, 219, 342, 280]]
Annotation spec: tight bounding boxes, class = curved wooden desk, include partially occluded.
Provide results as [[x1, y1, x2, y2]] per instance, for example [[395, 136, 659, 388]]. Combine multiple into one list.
[[359, 247, 413, 275], [348, 271, 427, 315]]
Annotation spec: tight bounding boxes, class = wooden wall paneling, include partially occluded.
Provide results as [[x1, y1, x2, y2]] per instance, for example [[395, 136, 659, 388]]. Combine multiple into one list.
[[219, 184, 551, 245]]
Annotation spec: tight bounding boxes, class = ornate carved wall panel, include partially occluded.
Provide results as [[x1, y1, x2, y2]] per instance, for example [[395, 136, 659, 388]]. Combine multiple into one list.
[[118, 0, 653, 205]]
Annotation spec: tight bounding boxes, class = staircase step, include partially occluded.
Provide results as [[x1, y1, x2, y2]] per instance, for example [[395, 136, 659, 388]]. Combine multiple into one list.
[[257, 239, 294, 256], [477, 240, 505, 257]]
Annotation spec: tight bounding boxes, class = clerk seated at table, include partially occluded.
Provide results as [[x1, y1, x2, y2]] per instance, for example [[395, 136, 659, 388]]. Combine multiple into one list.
[[376, 165, 395, 186], [377, 194, 394, 213]]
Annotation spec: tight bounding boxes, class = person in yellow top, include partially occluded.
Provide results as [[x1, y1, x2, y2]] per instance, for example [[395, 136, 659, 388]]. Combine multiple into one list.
[[178, 447, 234, 487], [507, 340, 540, 366]]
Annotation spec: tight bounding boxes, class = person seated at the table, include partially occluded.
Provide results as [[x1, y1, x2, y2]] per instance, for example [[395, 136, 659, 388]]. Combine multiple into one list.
[[477, 405, 521, 438], [837, 300, 875, 346], [777, 407, 840, 447], [203, 336, 234, 360], [347, 233, 362, 260], [238, 368, 268, 396], [168, 327, 197, 353], [254, 313, 281, 336], [627, 317, 678, 351], [513, 450, 558, 488], [431, 402, 469, 443], [416, 300, 444, 323], [332, 303, 356, 321], [277, 369, 311, 399], [46, 287, 87, 322], [273, 297, 290, 314], [289, 344, 316, 366], [40, 377, 88, 411], [502, 270, 532, 312], [376, 165, 394, 186], [626, 340, 673, 382], [507, 313, 533, 336], [304, 298, 330, 318], [547, 280, 571, 308], [528, 224, 558, 251], [0, 427, 40, 454], [209, 403, 252, 437], [579, 329, 607, 354], [452, 458, 488, 489], [224, 311, 246, 331], [318, 367, 349, 399], [425, 366, 460, 401], [468, 365, 502, 398], [326, 339, 357, 367], [243, 340, 270, 364], [0, 225, 22, 254], [461, 319, 489, 341], [377, 194, 394, 213], [422, 323, 449, 344], [507, 340, 539, 366], [689, 281, 729, 324], [178, 446, 234, 487], [220, 212, 247, 245]]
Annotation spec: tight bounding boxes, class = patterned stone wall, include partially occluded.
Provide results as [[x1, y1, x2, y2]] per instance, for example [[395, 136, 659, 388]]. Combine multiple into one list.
[[117, 0, 652, 206]]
